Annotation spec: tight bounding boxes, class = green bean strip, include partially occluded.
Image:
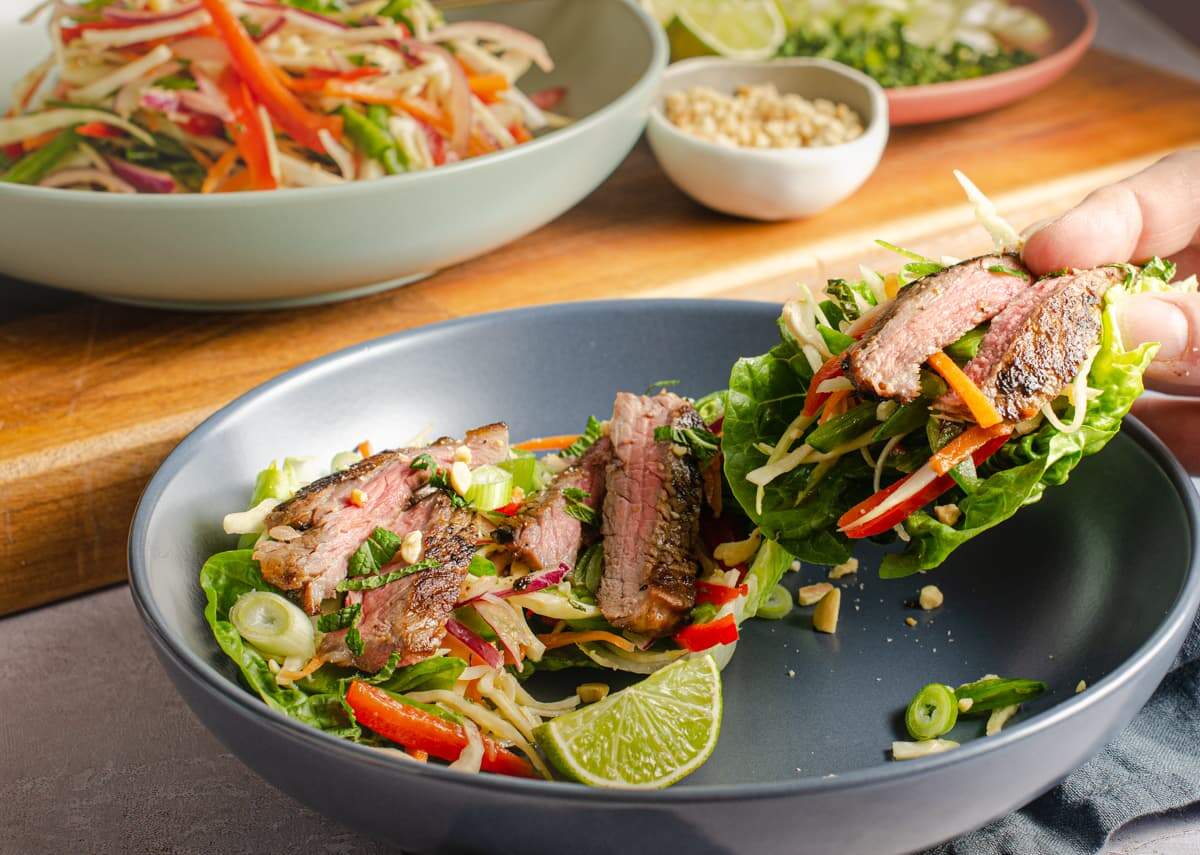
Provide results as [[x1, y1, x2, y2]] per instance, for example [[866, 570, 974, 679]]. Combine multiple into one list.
[[873, 399, 928, 442], [807, 402, 878, 452], [339, 105, 405, 175], [1, 128, 79, 185], [905, 683, 959, 740]]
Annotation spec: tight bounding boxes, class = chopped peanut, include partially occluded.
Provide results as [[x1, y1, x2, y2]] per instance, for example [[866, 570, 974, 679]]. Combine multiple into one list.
[[714, 529, 762, 566], [828, 557, 858, 580], [933, 503, 962, 526], [919, 584, 944, 610], [453, 445, 472, 464], [797, 582, 834, 606], [449, 461, 472, 497], [812, 587, 841, 634], [664, 83, 865, 149], [986, 704, 1019, 736], [905, 617, 918, 627], [577, 683, 610, 704], [349, 488, 367, 507], [958, 697, 974, 713], [1075, 680, 1087, 694], [400, 530, 423, 565]]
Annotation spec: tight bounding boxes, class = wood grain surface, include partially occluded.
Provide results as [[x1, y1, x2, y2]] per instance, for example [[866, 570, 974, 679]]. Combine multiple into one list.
[[4, 49, 1200, 616]]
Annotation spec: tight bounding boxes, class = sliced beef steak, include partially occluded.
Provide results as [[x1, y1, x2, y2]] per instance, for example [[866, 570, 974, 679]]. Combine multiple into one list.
[[936, 266, 1122, 422], [254, 423, 508, 613], [844, 254, 1031, 400], [318, 494, 478, 672], [599, 393, 704, 637], [508, 437, 612, 571]]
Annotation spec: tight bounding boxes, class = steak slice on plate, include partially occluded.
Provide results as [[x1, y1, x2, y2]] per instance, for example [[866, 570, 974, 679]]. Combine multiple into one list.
[[254, 422, 508, 613], [598, 393, 704, 637], [844, 254, 1031, 401], [509, 436, 612, 572], [318, 494, 478, 672], [936, 266, 1122, 422]]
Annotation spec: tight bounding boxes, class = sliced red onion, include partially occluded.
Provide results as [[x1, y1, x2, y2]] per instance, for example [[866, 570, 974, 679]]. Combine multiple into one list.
[[471, 597, 523, 664], [403, 40, 469, 158], [428, 22, 553, 72], [240, 0, 348, 31], [40, 168, 136, 193], [103, 2, 201, 22], [140, 86, 182, 115], [179, 89, 234, 123], [191, 71, 234, 122], [445, 618, 502, 669], [530, 85, 566, 111], [708, 416, 724, 434], [457, 564, 568, 606], [105, 157, 177, 194]]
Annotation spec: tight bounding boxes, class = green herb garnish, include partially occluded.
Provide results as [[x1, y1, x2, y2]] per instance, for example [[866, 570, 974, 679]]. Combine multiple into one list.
[[563, 416, 604, 458], [653, 424, 721, 466], [336, 559, 441, 592], [347, 527, 403, 577], [562, 487, 597, 526], [987, 264, 1026, 277]]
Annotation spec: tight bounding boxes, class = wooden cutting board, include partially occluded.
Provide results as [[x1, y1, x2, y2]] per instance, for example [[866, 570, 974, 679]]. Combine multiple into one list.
[[4, 49, 1200, 616]]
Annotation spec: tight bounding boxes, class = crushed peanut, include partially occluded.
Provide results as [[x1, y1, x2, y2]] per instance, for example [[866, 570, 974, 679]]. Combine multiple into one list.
[[400, 530, 423, 565], [664, 83, 865, 149], [905, 616, 918, 627], [986, 704, 1020, 736], [919, 584, 944, 610], [511, 486, 526, 504], [453, 445, 472, 464], [1076, 680, 1087, 694], [714, 528, 762, 566], [812, 587, 841, 634], [349, 488, 367, 507], [828, 557, 858, 580], [892, 739, 959, 760], [449, 460, 473, 497], [797, 581, 834, 606], [933, 503, 962, 526], [577, 683, 610, 704], [958, 697, 974, 713]]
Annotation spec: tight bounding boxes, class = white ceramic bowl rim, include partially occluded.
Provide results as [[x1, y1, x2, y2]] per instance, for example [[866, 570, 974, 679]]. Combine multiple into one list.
[[0, 0, 667, 208], [648, 57, 889, 162]]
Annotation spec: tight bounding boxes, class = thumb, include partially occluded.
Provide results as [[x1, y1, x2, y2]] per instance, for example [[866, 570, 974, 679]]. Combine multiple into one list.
[[1118, 291, 1200, 394]]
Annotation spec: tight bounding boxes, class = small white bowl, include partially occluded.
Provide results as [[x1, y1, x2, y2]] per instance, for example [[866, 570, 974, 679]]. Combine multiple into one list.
[[646, 57, 889, 221]]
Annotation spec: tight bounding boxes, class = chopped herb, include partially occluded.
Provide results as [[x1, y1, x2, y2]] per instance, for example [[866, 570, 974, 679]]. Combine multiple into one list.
[[644, 378, 681, 395], [336, 559, 441, 592], [562, 416, 604, 458], [411, 453, 437, 471], [987, 264, 1026, 278], [901, 261, 944, 280], [563, 487, 597, 526], [238, 15, 263, 37], [347, 527, 403, 577], [825, 277, 879, 321], [346, 626, 364, 656], [571, 543, 604, 595], [317, 603, 361, 632], [876, 239, 934, 263], [468, 554, 498, 577], [426, 467, 470, 509], [154, 73, 198, 90], [653, 424, 721, 466]]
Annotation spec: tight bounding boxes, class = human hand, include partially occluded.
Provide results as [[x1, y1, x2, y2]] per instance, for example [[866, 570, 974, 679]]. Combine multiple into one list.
[[1022, 151, 1200, 469]]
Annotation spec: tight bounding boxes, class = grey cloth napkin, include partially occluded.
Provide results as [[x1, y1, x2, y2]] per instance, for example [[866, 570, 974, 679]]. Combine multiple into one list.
[[931, 614, 1200, 854]]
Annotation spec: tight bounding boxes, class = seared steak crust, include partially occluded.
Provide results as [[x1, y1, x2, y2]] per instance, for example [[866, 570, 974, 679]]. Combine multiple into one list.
[[254, 423, 508, 613], [599, 393, 703, 637], [937, 267, 1122, 421], [845, 254, 1031, 400], [318, 495, 476, 672], [510, 437, 612, 571]]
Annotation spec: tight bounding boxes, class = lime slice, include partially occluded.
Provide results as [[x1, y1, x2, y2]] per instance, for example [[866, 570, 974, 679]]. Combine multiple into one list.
[[773, 0, 808, 32], [639, 0, 678, 25], [535, 654, 722, 789], [667, 0, 787, 62]]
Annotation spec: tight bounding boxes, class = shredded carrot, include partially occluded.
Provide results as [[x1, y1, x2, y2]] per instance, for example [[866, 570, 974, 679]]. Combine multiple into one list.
[[928, 351, 1002, 428], [22, 130, 59, 152], [356, 440, 372, 457], [510, 123, 532, 144], [513, 434, 578, 452], [930, 423, 1011, 476], [818, 389, 852, 424], [277, 655, 324, 683], [537, 631, 636, 653], [884, 273, 902, 299], [218, 170, 254, 192], [407, 749, 429, 762], [201, 146, 239, 193], [464, 679, 483, 703], [443, 634, 484, 666], [467, 73, 508, 98]]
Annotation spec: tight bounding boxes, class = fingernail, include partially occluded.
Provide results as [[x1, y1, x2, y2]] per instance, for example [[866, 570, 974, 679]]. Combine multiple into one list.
[[1119, 296, 1190, 360], [1020, 216, 1056, 241]]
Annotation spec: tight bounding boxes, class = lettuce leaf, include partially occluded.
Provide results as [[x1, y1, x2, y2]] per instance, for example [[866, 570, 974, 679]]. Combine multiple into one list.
[[880, 268, 1161, 577]]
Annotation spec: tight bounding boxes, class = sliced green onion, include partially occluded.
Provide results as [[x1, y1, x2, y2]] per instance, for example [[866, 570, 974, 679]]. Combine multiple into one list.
[[956, 677, 1046, 714], [499, 455, 539, 494], [905, 683, 959, 740], [229, 591, 315, 659], [756, 584, 793, 620], [466, 464, 513, 511]]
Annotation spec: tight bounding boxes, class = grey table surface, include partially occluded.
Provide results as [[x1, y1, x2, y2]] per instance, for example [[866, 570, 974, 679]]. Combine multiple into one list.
[[5, 2, 1200, 854]]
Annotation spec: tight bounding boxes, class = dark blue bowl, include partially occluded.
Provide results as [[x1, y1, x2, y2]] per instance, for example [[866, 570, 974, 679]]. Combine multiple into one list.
[[129, 300, 1200, 854]]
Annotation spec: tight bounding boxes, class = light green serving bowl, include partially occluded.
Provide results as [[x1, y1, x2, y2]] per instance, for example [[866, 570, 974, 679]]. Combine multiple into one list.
[[0, 0, 666, 309]]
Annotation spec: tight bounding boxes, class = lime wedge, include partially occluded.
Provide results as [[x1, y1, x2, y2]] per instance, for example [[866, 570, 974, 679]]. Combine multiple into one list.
[[773, 0, 808, 32], [639, 0, 678, 26], [667, 0, 787, 62], [535, 654, 722, 789]]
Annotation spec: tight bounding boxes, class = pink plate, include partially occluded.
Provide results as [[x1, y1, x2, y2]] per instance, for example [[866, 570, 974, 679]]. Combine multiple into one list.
[[887, 0, 1096, 126]]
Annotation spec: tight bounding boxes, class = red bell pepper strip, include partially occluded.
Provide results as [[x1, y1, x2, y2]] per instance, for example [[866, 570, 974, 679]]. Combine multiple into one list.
[[838, 434, 1010, 538], [76, 121, 125, 139], [492, 501, 522, 517], [802, 354, 846, 418], [674, 613, 738, 652], [216, 70, 276, 190], [345, 681, 535, 778], [199, 0, 341, 153], [694, 580, 749, 607]]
